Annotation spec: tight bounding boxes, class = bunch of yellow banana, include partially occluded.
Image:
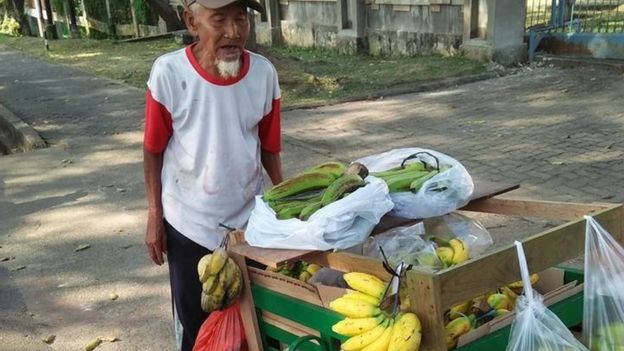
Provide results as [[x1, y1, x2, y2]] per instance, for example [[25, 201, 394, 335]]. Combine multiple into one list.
[[507, 273, 539, 294], [442, 273, 541, 349], [330, 272, 422, 351], [435, 238, 469, 268], [267, 261, 322, 283], [445, 314, 475, 350], [263, 161, 369, 220], [196, 248, 242, 312]]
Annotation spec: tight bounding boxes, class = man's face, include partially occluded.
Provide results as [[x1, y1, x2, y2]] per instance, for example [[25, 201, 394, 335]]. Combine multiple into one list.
[[184, 2, 250, 63]]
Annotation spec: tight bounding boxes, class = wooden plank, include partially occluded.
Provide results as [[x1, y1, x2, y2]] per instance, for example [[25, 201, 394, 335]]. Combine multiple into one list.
[[462, 197, 614, 221], [262, 311, 321, 338], [229, 252, 263, 351], [229, 243, 320, 269], [469, 180, 519, 202], [305, 251, 393, 281], [248, 267, 323, 307], [406, 270, 447, 351], [436, 204, 622, 310]]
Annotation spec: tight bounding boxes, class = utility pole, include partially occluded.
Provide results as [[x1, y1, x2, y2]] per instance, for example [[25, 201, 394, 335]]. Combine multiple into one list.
[[42, 0, 58, 39], [35, 0, 49, 50]]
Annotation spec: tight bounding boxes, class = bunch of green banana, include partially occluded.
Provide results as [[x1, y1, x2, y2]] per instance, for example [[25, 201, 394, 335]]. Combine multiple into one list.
[[435, 238, 470, 268], [329, 272, 423, 351], [371, 162, 440, 193], [263, 161, 369, 221], [196, 248, 243, 312]]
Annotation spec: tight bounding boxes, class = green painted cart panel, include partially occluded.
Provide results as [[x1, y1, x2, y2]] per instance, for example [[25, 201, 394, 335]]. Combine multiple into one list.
[[252, 270, 586, 351]]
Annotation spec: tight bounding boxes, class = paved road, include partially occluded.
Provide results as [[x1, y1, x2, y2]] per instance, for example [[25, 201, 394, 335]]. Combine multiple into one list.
[[0, 46, 623, 350]]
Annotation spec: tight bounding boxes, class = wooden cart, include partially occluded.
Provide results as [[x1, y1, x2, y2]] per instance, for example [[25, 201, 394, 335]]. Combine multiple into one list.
[[229, 185, 624, 351]]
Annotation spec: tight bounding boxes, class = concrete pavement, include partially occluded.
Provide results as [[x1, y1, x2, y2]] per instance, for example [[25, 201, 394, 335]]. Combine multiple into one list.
[[1, 46, 623, 350]]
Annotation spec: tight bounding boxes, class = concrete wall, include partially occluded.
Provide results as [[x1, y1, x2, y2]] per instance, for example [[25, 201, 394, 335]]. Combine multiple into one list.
[[254, 0, 468, 55], [367, 4, 463, 55]]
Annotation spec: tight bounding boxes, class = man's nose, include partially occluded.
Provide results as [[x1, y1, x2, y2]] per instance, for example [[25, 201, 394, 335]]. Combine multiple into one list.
[[225, 19, 240, 39]]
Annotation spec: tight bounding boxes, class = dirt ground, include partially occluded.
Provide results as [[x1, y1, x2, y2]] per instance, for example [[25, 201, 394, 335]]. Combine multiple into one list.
[[1, 46, 623, 350]]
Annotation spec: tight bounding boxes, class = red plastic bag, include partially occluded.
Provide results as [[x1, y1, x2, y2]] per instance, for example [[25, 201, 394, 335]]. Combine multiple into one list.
[[193, 301, 247, 351]]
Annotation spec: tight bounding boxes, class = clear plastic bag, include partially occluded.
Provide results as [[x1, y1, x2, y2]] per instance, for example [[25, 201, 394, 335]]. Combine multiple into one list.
[[355, 148, 474, 219], [362, 222, 444, 269], [245, 176, 394, 250], [506, 241, 589, 351], [423, 212, 493, 258], [582, 216, 624, 350], [363, 213, 492, 270]]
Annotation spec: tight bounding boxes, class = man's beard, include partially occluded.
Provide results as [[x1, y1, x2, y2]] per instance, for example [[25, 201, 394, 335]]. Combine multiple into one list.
[[216, 59, 241, 78]]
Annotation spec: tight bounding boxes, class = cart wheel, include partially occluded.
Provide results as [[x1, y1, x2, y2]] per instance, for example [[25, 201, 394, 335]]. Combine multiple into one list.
[[285, 335, 326, 351]]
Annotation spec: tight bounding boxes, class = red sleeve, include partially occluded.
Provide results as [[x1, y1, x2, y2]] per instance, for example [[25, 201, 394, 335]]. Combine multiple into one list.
[[258, 98, 281, 153], [144, 88, 173, 153]]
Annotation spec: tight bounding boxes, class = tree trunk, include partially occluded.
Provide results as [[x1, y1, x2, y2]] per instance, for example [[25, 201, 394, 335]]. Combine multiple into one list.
[[142, 0, 184, 31], [66, 0, 80, 38]]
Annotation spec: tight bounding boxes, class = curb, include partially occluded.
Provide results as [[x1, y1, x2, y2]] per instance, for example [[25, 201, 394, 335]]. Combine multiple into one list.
[[0, 103, 46, 153], [282, 70, 510, 111], [538, 54, 624, 73]]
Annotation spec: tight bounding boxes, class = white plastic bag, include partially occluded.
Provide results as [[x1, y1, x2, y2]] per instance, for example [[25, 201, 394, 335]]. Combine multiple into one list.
[[355, 148, 474, 219], [583, 216, 624, 350], [506, 241, 589, 351], [245, 176, 394, 251]]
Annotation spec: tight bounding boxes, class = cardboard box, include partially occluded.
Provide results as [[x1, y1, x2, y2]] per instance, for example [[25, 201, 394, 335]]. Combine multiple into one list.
[[248, 267, 348, 308], [457, 267, 583, 347]]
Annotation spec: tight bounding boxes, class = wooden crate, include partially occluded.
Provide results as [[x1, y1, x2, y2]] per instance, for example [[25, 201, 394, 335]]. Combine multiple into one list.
[[232, 197, 624, 350], [303, 198, 623, 350]]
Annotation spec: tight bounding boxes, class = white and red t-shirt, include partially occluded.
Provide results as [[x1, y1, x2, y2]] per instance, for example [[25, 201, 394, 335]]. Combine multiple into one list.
[[144, 44, 281, 250]]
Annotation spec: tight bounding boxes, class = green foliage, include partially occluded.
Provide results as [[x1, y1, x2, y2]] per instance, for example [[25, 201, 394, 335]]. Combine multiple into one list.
[[52, 0, 66, 17], [133, 0, 158, 26], [0, 13, 20, 36]]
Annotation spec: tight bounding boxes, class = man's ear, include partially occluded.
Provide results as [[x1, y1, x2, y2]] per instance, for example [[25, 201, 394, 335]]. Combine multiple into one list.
[[183, 9, 198, 37]]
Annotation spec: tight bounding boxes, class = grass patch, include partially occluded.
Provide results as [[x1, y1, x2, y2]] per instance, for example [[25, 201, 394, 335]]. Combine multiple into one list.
[[0, 35, 487, 108]]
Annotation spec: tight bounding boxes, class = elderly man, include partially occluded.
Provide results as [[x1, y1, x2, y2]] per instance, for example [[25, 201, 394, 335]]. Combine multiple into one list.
[[142, 0, 283, 348]]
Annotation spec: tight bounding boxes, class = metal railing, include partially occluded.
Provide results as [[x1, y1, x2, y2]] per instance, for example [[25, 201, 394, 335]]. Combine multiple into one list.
[[526, 0, 624, 33]]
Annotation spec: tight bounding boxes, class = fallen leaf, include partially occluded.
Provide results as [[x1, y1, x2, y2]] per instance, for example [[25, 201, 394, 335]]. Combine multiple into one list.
[[11, 265, 26, 271], [1, 257, 11, 262], [604, 143, 614, 150], [85, 337, 102, 351], [121, 244, 132, 249], [550, 161, 564, 165], [75, 244, 91, 252], [42, 335, 56, 344], [472, 120, 486, 124], [109, 293, 119, 301], [601, 194, 614, 200]]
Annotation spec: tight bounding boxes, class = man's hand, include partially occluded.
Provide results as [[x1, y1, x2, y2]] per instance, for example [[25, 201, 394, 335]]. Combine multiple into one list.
[[145, 211, 167, 265]]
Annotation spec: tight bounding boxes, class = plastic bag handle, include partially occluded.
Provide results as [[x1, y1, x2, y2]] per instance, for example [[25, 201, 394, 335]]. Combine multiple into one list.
[[400, 152, 440, 171], [514, 241, 535, 304]]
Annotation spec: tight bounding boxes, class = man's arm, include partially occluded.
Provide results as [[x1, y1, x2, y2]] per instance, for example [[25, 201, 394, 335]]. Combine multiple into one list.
[[261, 150, 283, 185], [144, 149, 167, 265]]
